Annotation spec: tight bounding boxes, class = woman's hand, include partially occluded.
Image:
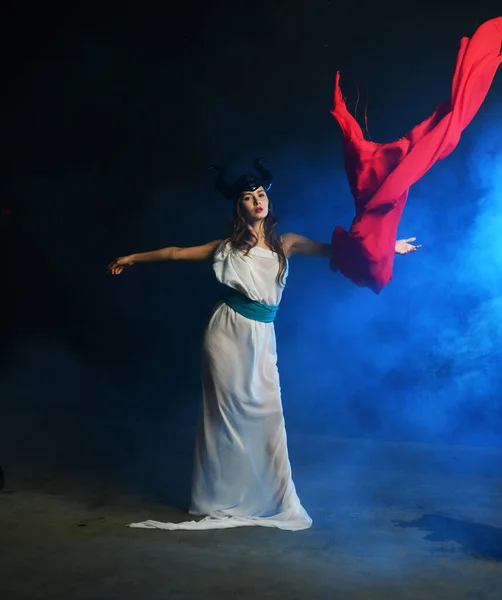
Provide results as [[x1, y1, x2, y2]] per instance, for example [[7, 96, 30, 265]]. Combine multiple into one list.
[[108, 255, 135, 275], [395, 237, 422, 255]]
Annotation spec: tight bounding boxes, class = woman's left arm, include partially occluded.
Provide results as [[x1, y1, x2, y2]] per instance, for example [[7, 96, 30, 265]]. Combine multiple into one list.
[[283, 233, 422, 258]]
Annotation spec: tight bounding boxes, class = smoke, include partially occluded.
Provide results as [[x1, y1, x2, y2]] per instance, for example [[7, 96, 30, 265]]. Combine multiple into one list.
[[275, 104, 502, 448]]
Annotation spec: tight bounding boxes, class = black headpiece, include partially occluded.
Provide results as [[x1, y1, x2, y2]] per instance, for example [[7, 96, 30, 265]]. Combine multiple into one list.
[[209, 158, 273, 202]]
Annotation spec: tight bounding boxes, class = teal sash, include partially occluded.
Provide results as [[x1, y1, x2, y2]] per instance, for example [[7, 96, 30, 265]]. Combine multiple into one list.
[[224, 288, 279, 323]]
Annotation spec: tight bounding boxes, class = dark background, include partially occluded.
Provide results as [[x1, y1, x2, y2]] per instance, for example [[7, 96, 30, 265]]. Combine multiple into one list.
[[1, 2, 502, 499]]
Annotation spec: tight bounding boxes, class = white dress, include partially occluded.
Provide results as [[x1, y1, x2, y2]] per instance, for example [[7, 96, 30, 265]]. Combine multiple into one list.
[[129, 243, 312, 531]]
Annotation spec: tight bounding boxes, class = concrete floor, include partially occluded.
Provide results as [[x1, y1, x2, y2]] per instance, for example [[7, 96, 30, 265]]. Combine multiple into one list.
[[1, 435, 502, 599]]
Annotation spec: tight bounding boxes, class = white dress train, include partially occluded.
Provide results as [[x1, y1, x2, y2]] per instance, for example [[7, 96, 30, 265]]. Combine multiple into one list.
[[129, 243, 312, 531]]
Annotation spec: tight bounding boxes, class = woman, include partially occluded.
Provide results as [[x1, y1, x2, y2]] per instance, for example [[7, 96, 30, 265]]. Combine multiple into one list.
[[108, 159, 419, 531]]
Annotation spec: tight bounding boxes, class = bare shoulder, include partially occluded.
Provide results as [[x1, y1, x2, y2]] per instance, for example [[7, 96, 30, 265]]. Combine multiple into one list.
[[281, 233, 299, 257], [281, 233, 308, 257], [282, 233, 303, 242], [282, 233, 331, 259]]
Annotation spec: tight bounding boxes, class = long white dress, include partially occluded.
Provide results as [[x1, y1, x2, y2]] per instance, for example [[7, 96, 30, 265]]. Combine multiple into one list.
[[129, 243, 312, 531]]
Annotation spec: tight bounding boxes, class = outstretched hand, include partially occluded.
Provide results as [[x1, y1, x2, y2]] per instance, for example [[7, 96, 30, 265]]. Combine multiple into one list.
[[395, 237, 422, 255], [108, 256, 135, 275]]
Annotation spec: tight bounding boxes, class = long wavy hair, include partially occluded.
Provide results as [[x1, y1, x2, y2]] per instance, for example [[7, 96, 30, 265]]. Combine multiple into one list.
[[224, 197, 287, 286]]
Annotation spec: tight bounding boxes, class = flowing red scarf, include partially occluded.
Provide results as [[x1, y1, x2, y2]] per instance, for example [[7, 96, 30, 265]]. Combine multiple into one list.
[[331, 17, 502, 294]]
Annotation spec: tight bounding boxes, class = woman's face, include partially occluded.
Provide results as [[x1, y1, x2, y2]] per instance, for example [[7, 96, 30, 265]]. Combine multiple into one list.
[[239, 187, 269, 222]]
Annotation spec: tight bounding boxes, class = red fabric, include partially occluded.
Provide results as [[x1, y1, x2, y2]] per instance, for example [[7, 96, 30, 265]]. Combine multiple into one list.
[[331, 17, 502, 294]]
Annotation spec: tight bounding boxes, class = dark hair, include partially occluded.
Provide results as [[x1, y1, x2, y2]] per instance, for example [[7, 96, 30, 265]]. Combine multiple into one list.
[[224, 196, 287, 286]]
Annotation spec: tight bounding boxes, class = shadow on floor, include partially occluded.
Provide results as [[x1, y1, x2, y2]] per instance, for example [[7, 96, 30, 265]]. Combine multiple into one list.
[[393, 514, 502, 561]]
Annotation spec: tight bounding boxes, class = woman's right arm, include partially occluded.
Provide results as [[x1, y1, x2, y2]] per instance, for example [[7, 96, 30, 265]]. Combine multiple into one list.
[[108, 239, 223, 274]]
